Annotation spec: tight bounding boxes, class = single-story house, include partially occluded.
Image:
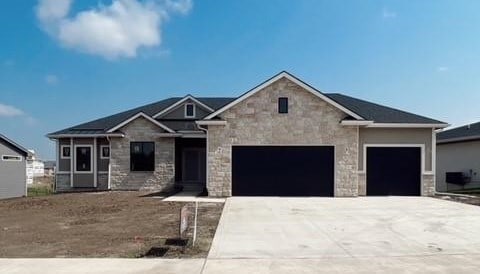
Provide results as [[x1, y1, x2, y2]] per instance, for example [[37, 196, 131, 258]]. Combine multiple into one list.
[[26, 151, 45, 184], [47, 71, 448, 197], [44, 161, 56, 176], [0, 134, 30, 199], [436, 122, 480, 191]]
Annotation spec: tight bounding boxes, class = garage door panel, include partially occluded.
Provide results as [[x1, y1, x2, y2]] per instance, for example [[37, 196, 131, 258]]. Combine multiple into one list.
[[366, 147, 421, 196], [232, 146, 334, 196]]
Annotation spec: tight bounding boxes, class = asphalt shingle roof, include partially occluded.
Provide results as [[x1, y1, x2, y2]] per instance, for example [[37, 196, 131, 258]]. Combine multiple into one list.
[[0, 133, 30, 156], [437, 122, 480, 142], [325, 93, 446, 124], [49, 97, 235, 135], [48, 92, 445, 137]]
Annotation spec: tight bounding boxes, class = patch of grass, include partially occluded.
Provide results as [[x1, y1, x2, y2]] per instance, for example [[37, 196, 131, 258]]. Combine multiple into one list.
[[28, 185, 54, 197]]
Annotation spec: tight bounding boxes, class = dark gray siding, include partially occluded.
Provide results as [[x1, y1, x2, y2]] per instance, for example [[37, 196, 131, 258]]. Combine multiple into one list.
[[0, 141, 26, 199], [58, 138, 71, 172], [97, 138, 109, 172]]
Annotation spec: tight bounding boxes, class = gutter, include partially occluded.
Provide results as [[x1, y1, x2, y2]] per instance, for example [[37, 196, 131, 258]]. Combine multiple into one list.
[[196, 120, 227, 126], [46, 133, 125, 139]]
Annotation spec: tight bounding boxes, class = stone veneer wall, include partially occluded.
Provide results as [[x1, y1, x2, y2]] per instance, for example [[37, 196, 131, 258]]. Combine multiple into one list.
[[357, 172, 435, 196], [109, 117, 175, 191], [422, 174, 435, 196], [207, 77, 358, 197]]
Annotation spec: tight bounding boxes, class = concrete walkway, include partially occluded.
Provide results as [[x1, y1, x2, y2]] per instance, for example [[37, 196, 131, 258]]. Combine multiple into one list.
[[162, 190, 225, 203], [0, 259, 206, 274], [3, 197, 480, 273]]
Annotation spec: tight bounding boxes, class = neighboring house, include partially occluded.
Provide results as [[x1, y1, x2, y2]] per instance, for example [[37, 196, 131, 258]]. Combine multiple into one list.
[[0, 134, 30, 199], [44, 161, 56, 176], [47, 71, 448, 197], [26, 150, 45, 184], [436, 122, 480, 192]]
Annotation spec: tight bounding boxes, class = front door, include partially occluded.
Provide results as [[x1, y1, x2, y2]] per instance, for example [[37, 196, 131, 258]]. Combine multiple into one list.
[[182, 148, 206, 183]]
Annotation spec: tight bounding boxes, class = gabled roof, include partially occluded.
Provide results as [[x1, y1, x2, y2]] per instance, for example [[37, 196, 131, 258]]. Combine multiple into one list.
[[152, 95, 215, 118], [48, 71, 447, 138], [204, 71, 365, 120], [106, 112, 175, 133], [437, 122, 480, 143], [47, 97, 235, 137], [0, 133, 30, 156]]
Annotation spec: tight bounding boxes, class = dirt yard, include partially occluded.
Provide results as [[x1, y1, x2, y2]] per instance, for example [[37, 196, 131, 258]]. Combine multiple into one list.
[[0, 191, 223, 258]]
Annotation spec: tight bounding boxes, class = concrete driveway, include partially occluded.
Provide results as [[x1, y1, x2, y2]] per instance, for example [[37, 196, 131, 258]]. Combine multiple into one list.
[[205, 196, 480, 273]]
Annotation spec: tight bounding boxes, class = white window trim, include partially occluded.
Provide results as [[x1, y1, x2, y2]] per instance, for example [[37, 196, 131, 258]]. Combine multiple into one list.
[[74, 145, 94, 174], [185, 103, 196, 118], [2, 155, 22, 161], [60, 145, 71, 159], [100, 145, 110, 159]]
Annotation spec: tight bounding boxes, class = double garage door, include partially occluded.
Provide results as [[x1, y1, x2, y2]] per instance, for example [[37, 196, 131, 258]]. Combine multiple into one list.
[[231, 145, 421, 196]]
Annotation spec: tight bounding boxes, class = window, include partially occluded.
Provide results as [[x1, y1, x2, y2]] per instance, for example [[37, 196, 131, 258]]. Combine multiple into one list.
[[130, 142, 155, 171], [278, 97, 288, 113], [100, 145, 110, 159], [2, 155, 22, 161], [61, 145, 71, 159], [185, 103, 195, 118], [75, 145, 92, 173]]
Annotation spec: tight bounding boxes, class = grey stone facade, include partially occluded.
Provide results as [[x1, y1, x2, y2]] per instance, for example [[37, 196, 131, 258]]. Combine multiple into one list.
[[109, 116, 175, 191], [422, 174, 435, 196], [207, 77, 358, 197]]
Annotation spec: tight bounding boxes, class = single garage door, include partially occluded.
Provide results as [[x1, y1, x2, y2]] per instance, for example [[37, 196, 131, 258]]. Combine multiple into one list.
[[232, 146, 334, 196], [366, 147, 421, 196]]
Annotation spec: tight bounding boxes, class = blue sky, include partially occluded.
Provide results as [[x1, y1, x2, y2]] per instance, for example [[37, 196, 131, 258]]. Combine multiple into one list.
[[1, 0, 479, 160]]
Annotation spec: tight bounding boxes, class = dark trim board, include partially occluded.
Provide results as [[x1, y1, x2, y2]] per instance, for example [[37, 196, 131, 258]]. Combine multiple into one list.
[[366, 147, 421, 196], [231, 146, 334, 196]]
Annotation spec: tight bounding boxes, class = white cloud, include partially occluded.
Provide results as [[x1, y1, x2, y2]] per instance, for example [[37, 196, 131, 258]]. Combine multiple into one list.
[[45, 74, 59, 85], [36, 0, 72, 23], [382, 8, 397, 19], [0, 103, 24, 117], [36, 0, 193, 60], [437, 66, 449, 72]]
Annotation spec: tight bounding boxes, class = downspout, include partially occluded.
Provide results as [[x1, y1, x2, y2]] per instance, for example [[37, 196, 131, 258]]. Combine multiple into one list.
[[197, 124, 209, 194]]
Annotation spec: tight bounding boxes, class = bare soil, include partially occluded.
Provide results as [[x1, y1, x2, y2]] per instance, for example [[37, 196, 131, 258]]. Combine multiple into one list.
[[0, 191, 223, 258]]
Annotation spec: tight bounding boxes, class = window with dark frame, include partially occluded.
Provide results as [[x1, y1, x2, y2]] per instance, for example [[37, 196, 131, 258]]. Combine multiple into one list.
[[101, 146, 110, 158], [62, 146, 71, 158], [278, 97, 288, 113], [185, 103, 195, 118], [130, 142, 155, 171], [75, 146, 91, 172]]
